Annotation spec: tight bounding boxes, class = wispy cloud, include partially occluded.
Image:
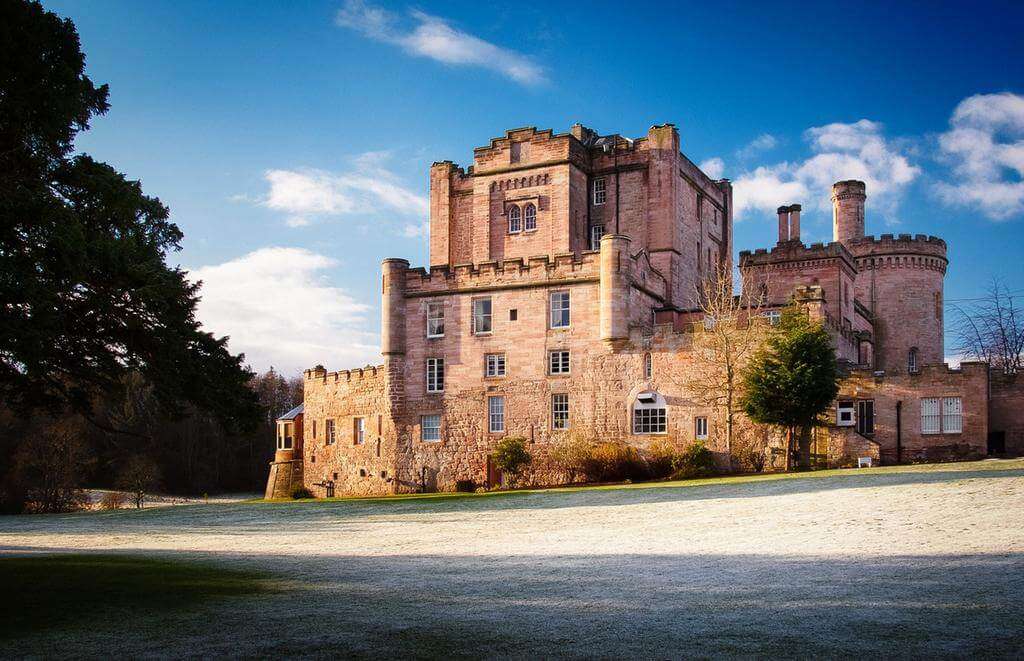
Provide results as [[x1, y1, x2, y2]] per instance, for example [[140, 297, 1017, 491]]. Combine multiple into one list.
[[190, 247, 379, 375], [736, 133, 778, 161], [934, 92, 1024, 220], [336, 0, 547, 86], [699, 157, 725, 180], [731, 119, 919, 222], [259, 151, 428, 230]]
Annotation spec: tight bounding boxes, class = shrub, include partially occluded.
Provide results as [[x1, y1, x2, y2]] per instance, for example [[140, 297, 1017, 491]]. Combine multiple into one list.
[[493, 437, 532, 487], [455, 480, 476, 493], [549, 433, 593, 484], [646, 440, 680, 479], [100, 491, 127, 510], [290, 486, 314, 499], [13, 418, 94, 513], [583, 442, 649, 483], [671, 441, 718, 480]]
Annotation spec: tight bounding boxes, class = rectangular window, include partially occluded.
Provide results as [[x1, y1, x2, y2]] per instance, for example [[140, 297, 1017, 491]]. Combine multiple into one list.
[[472, 298, 492, 335], [837, 401, 855, 427], [426, 302, 444, 338], [509, 308, 518, 321], [549, 350, 570, 375], [695, 416, 708, 440], [488, 396, 505, 433], [942, 397, 962, 434], [856, 400, 874, 436], [762, 310, 781, 326], [312, 419, 317, 438], [353, 417, 365, 444], [552, 393, 569, 430], [325, 419, 336, 445], [589, 224, 605, 251], [593, 177, 606, 205], [421, 414, 441, 442], [426, 358, 444, 393], [485, 353, 506, 377], [921, 398, 940, 434], [633, 408, 667, 434], [550, 291, 570, 328]]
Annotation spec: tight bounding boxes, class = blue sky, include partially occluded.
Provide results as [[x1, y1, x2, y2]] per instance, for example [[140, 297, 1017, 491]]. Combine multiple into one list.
[[46, 0, 1024, 374]]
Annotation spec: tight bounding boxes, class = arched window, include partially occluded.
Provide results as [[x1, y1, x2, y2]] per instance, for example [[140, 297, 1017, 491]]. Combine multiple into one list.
[[632, 391, 667, 434], [643, 353, 653, 380], [508, 205, 521, 233], [524, 203, 537, 231], [908, 347, 919, 374]]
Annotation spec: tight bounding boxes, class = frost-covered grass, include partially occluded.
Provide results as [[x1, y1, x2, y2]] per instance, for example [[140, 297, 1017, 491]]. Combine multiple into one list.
[[2, 459, 1023, 658]]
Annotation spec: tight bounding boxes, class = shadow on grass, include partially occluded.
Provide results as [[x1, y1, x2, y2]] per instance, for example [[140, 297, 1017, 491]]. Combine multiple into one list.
[[1, 551, 1022, 658], [0, 554, 278, 642]]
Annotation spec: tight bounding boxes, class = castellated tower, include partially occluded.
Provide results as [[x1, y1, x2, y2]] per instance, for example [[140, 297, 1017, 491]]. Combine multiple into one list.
[[833, 181, 948, 372]]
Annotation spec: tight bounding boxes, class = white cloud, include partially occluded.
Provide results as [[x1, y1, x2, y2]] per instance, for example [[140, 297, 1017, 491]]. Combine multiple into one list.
[[736, 133, 778, 160], [190, 247, 379, 375], [259, 151, 428, 231], [336, 0, 546, 86], [732, 119, 919, 223], [699, 157, 725, 180], [934, 92, 1024, 220]]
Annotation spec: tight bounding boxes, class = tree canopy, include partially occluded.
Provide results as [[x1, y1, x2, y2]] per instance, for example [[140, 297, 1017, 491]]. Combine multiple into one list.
[[740, 305, 839, 468], [0, 0, 260, 432]]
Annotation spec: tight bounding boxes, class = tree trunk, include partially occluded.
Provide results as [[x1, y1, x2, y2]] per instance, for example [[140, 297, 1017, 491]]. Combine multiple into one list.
[[784, 426, 793, 472]]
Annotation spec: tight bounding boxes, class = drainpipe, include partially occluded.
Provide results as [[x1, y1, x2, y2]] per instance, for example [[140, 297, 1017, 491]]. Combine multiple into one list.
[[896, 401, 903, 463]]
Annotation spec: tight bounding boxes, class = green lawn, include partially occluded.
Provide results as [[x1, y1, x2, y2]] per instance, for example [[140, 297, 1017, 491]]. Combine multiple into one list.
[[0, 555, 277, 642]]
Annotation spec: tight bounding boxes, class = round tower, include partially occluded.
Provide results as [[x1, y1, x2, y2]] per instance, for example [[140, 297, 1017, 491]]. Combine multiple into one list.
[[832, 180, 866, 244], [599, 234, 630, 345], [381, 258, 409, 356], [848, 235, 947, 372]]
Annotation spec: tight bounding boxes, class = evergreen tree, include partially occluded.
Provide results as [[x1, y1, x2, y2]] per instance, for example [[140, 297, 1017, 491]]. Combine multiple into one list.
[[0, 0, 260, 433], [740, 305, 839, 469]]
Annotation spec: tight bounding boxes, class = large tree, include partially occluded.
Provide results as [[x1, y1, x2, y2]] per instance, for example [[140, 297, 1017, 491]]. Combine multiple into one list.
[[740, 306, 839, 470], [0, 0, 260, 432], [952, 278, 1023, 375]]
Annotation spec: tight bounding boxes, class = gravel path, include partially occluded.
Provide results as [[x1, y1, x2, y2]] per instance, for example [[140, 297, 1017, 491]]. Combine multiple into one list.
[[3, 460, 1023, 658]]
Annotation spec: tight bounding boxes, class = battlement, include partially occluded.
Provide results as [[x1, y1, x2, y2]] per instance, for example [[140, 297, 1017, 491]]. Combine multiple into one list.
[[847, 233, 948, 267], [401, 247, 668, 300], [739, 240, 856, 271], [304, 364, 386, 383]]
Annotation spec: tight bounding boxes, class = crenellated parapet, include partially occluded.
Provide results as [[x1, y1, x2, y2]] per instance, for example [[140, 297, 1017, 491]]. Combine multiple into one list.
[[847, 234, 948, 272], [304, 364, 386, 383], [739, 240, 857, 273]]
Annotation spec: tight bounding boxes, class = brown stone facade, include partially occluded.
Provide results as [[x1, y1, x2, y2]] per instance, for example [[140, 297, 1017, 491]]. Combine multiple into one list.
[[267, 122, 1020, 498]]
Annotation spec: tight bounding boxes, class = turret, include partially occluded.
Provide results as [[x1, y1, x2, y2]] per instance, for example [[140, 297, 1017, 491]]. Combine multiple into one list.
[[381, 258, 409, 356], [832, 180, 866, 244], [599, 234, 630, 345]]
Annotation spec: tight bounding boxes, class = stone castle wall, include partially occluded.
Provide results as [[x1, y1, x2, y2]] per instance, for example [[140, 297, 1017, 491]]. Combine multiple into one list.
[[990, 373, 1024, 455]]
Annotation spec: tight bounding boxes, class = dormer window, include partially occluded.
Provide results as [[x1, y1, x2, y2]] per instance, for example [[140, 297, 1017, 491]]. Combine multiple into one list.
[[593, 178, 607, 205], [524, 203, 537, 231], [508, 205, 521, 233]]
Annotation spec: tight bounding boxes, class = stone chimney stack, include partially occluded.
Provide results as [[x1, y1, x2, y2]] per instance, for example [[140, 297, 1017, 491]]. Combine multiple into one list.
[[777, 206, 790, 243], [832, 180, 866, 244], [789, 204, 801, 243]]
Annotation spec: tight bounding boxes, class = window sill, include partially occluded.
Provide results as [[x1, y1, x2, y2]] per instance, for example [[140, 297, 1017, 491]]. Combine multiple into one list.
[[632, 431, 668, 436], [426, 334, 444, 340], [548, 372, 570, 378], [473, 332, 493, 337], [484, 375, 507, 380]]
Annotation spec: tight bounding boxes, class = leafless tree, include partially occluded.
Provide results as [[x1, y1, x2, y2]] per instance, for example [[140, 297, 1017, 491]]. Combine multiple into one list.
[[952, 279, 1023, 374], [116, 455, 162, 509], [682, 262, 770, 470]]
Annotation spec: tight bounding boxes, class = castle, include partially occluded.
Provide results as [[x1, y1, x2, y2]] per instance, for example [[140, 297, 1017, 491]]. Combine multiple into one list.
[[266, 123, 1023, 498]]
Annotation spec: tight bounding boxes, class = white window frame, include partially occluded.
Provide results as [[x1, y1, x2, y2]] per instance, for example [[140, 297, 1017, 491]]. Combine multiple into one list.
[[856, 400, 874, 436], [942, 397, 962, 434], [354, 417, 365, 445], [908, 348, 919, 373], [472, 298, 492, 335], [508, 205, 521, 233], [421, 414, 441, 442], [593, 177, 606, 205], [485, 353, 506, 378], [549, 350, 570, 375], [633, 393, 668, 435], [643, 353, 653, 380], [426, 358, 444, 393], [325, 418, 336, 445], [921, 397, 941, 434], [762, 310, 781, 326], [589, 224, 605, 251], [550, 290, 570, 329], [524, 203, 537, 231], [277, 422, 293, 451], [837, 401, 855, 427], [552, 393, 569, 430], [426, 301, 444, 338], [694, 416, 708, 440], [488, 396, 505, 433]]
